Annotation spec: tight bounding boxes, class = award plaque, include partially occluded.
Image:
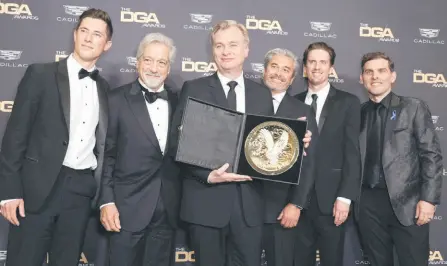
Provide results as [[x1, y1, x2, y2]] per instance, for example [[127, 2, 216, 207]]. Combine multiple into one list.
[[175, 97, 307, 185]]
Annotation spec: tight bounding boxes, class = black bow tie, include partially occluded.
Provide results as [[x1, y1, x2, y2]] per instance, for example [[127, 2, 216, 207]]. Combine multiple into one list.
[[141, 87, 168, 103], [78, 68, 99, 81]]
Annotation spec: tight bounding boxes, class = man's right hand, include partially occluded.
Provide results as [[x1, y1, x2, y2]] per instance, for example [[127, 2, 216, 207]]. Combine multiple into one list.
[[100, 204, 121, 232], [207, 163, 252, 184], [0, 199, 25, 226]]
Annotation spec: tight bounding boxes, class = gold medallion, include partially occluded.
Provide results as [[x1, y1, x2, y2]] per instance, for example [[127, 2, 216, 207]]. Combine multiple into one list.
[[244, 121, 299, 175]]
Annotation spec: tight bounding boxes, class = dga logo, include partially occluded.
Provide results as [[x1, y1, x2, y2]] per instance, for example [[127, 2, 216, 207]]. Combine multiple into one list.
[[244, 63, 263, 79], [54, 51, 102, 72], [120, 56, 137, 73], [316, 249, 320, 264], [46, 252, 91, 266], [303, 67, 344, 83], [304, 21, 337, 38], [432, 116, 444, 131], [120, 7, 165, 28], [261, 249, 267, 266], [57, 5, 89, 22], [359, 23, 399, 43], [184, 13, 213, 30], [181, 57, 216, 76], [414, 28, 444, 45], [55, 51, 69, 62], [429, 250, 447, 264], [413, 70, 447, 88], [0, 101, 14, 112], [0, 250, 6, 261], [175, 248, 195, 263], [354, 249, 371, 265], [0, 2, 38, 20], [0, 50, 28, 68], [245, 16, 288, 36]]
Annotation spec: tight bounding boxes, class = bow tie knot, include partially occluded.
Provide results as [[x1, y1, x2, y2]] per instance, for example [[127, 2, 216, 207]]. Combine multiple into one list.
[[141, 87, 168, 103], [78, 68, 99, 81]]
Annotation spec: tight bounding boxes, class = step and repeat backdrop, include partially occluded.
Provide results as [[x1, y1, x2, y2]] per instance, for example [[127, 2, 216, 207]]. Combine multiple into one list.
[[1, 0, 447, 265]]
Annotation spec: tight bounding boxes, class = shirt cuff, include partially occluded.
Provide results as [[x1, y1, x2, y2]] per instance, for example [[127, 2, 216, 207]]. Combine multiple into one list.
[[291, 204, 303, 210], [0, 199, 19, 206], [336, 197, 351, 205], [100, 202, 115, 209]]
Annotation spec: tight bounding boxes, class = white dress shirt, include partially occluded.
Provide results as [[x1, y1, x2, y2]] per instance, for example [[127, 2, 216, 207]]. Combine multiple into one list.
[[100, 80, 170, 209], [1, 54, 99, 207], [140, 80, 169, 155], [62, 54, 99, 170], [217, 71, 246, 113], [272, 91, 287, 114], [304, 82, 351, 205], [304, 82, 330, 125]]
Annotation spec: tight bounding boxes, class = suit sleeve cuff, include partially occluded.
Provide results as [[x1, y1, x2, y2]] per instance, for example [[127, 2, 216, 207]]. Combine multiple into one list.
[[0, 199, 20, 206], [337, 197, 351, 205], [291, 204, 303, 210], [100, 202, 115, 209]]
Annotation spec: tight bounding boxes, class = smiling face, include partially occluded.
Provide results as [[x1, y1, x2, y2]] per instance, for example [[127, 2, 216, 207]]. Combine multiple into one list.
[[263, 54, 295, 94], [73, 17, 112, 65], [304, 49, 333, 89], [360, 58, 396, 99], [212, 25, 249, 74], [136, 42, 170, 90]]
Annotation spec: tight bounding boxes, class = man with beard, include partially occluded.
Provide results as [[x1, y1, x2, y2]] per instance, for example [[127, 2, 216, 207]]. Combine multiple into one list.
[[356, 52, 442, 266], [294, 42, 361, 266], [99, 33, 180, 266], [261, 48, 318, 266], [0, 8, 112, 266], [170, 20, 312, 266]]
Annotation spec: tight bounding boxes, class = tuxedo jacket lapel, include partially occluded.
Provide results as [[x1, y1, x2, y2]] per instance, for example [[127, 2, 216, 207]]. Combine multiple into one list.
[[126, 81, 162, 154], [95, 76, 108, 145], [382, 93, 403, 169], [318, 87, 336, 133], [164, 85, 178, 155], [208, 72, 229, 108], [56, 59, 70, 133]]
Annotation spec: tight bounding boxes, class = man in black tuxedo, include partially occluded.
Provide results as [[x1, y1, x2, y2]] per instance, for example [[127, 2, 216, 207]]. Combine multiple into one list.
[[99, 33, 180, 266], [0, 9, 113, 266], [261, 48, 318, 266], [356, 52, 443, 266], [171, 20, 311, 266], [294, 42, 361, 266]]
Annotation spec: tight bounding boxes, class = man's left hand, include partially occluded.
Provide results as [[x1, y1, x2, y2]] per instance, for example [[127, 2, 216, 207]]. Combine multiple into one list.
[[333, 199, 350, 226], [415, 200, 436, 226], [277, 204, 301, 228]]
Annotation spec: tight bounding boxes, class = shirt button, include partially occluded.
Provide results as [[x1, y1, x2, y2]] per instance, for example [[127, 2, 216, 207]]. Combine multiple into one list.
[[83, 121, 85, 124]]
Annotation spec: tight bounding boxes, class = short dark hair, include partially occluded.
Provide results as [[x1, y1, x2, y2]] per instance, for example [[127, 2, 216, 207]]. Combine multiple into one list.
[[302, 42, 336, 66], [361, 52, 395, 72], [75, 8, 113, 40]]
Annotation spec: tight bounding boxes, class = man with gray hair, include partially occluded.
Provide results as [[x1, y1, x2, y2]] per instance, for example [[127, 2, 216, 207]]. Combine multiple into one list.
[[99, 32, 180, 266], [261, 48, 318, 266]]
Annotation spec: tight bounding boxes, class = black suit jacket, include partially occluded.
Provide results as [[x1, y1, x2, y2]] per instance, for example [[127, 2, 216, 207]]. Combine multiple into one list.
[[295, 86, 361, 215], [264, 93, 319, 223], [0, 58, 109, 212], [99, 80, 180, 232], [170, 72, 274, 228], [356, 92, 443, 226]]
